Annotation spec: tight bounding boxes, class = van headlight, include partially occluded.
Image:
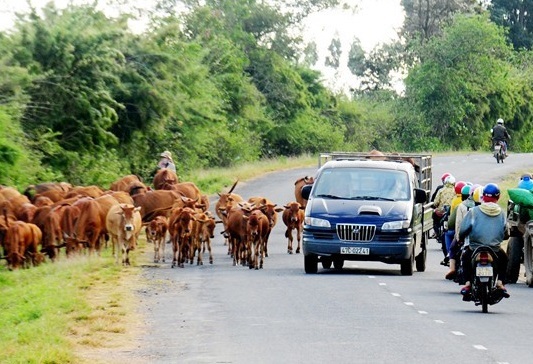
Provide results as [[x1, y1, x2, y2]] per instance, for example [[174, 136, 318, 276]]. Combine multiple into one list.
[[305, 217, 331, 228], [382, 220, 410, 230]]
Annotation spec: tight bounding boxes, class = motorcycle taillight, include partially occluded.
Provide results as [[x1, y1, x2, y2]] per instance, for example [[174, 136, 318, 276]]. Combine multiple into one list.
[[478, 251, 492, 265]]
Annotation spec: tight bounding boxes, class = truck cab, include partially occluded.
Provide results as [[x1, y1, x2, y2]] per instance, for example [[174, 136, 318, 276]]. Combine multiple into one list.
[[301, 153, 433, 275]]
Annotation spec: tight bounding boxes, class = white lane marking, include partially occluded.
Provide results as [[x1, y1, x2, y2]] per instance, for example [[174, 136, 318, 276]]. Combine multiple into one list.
[[418, 311, 428, 314], [379, 282, 387, 286], [434, 320, 444, 324], [391, 293, 401, 297], [452, 331, 465, 336], [404, 302, 414, 306], [473, 345, 487, 350], [368, 276, 375, 279]]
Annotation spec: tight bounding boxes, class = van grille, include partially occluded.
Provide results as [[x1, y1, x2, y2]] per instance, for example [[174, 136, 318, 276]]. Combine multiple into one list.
[[336, 224, 376, 242]]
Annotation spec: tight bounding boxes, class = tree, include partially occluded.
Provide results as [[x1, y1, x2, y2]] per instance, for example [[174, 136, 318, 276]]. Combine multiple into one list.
[[400, 14, 533, 151], [490, 0, 533, 50], [302, 41, 319, 67], [325, 35, 342, 68], [401, 0, 479, 46], [347, 38, 365, 76]]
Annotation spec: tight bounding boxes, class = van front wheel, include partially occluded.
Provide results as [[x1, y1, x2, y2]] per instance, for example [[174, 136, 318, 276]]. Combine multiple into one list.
[[400, 248, 415, 276]]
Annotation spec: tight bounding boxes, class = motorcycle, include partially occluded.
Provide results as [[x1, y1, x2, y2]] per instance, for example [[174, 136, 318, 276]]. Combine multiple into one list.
[[462, 246, 508, 313], [493, 141, 506, 164], [435, 205, 450, 266]]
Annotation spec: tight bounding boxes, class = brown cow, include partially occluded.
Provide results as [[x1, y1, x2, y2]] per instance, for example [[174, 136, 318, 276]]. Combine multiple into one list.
[[190, 211, 217, 265], [39, 205, 66, 261], [224, 203, 254, 266], [282, 201, 305, 254], [215, 180, 244, 246], [168, 207, 196, 268], [2, 220, 43, 270], [172, 182, 202, 202], [109, 174, 143, 192], [72, 198, 105, 255], [146, 216, 168, 263], [153, 168, 179, 190], [244, 210, 270, 269], [105, 191, 134, 205], [58, 204, 82, 257], [294, 176, 314, 208], [132, 190, 181, 222], [65, 185, 105, 199], [248, 197, 283, 257], [23, 182, 72, 202], [106, 204, 142, 266]]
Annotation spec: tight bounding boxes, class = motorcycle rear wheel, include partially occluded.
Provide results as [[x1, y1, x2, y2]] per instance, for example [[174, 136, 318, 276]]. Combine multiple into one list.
[[480, 282, 489, 313]]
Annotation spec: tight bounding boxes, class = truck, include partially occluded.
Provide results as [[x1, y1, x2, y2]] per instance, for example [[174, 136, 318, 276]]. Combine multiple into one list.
[[301, 152, 434, 275]]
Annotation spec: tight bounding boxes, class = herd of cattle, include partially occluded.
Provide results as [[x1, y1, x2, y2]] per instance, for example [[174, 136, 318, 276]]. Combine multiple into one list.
[[0, 168, 316, 271]]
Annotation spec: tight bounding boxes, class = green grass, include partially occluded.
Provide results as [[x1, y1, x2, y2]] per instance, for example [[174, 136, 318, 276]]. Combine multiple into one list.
[[0, 247, 141, 364]]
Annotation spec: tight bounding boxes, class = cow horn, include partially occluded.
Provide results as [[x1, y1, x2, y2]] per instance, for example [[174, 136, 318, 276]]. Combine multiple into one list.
[[228, 180, 239, 194]]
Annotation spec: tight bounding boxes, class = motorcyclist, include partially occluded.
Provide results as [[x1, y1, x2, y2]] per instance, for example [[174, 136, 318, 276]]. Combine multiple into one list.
[[445, 184, 475, 280], [442, 181, 467, 270], [491, 118, 511, 156], [433, 175, 456, 265], [458, 183, 509, 300], [518, 173, 533, 190], [430, 172, 451, 239]]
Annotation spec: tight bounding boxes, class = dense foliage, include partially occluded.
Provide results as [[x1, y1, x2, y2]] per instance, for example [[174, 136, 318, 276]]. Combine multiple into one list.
[[1, 0, 533, 189]]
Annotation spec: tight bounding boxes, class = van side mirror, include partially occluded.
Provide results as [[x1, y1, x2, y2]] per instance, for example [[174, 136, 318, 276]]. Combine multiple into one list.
[[414, 188, 427, 204], [301, 184, 312, 200]]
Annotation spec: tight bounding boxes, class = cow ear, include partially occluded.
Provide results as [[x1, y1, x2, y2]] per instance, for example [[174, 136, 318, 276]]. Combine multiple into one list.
[[134, 206, 141, 213], [275, 207, 284, 212], [284, 205, 290, 209]]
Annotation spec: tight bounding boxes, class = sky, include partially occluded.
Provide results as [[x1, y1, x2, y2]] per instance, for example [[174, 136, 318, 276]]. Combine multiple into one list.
[[303, 0, 405, 92], [0, 0, 405, 93]]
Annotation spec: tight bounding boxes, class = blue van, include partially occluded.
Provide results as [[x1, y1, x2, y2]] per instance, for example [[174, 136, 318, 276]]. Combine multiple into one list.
[[301, 153, 433, 275]]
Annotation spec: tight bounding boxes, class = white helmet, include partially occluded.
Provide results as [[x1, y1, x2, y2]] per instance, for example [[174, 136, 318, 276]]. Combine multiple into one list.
[[444, 175, 455, 185], [497, 118, 504, 125]]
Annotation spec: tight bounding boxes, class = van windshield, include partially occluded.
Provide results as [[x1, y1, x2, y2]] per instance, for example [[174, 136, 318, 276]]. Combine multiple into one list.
[[313, 168, 410, 201]]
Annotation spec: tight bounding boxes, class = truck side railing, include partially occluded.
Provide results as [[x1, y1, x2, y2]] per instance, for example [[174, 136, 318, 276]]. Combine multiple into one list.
[[318, 152, 433, 196]]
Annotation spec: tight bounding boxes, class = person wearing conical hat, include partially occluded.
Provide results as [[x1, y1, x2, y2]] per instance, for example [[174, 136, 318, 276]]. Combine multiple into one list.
[[157, 150, 176, 173]]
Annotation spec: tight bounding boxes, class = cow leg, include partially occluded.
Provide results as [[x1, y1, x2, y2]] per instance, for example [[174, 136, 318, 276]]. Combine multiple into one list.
[[296, 226, 302, 254], [285, 228, 293, 254], [112, 237, 120, 265], [160, 237, 166, 262], [207, 240, 213, 264], [196, 241, 203, 266], [153, 239, 159, 263], [254, 241, 260, 270], [171, 236, 179, 268], [259, 241, 265, 269], [264, 231, 271, 257]]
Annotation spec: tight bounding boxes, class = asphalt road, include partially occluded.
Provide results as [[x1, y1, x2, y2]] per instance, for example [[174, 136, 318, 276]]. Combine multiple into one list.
[[124, 152, 533, 364]]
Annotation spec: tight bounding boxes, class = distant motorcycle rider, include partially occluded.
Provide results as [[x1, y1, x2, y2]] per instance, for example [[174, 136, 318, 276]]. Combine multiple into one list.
[[491, 118, 511, 156]]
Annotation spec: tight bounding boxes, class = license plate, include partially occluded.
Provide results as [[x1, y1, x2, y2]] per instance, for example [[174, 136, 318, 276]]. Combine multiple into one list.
[[476, 266, 493, 277], [341, 247, 369, 255]]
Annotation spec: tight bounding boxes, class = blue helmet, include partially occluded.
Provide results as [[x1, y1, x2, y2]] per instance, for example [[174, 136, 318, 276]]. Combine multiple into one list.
[[483, 183, 500, 198]]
